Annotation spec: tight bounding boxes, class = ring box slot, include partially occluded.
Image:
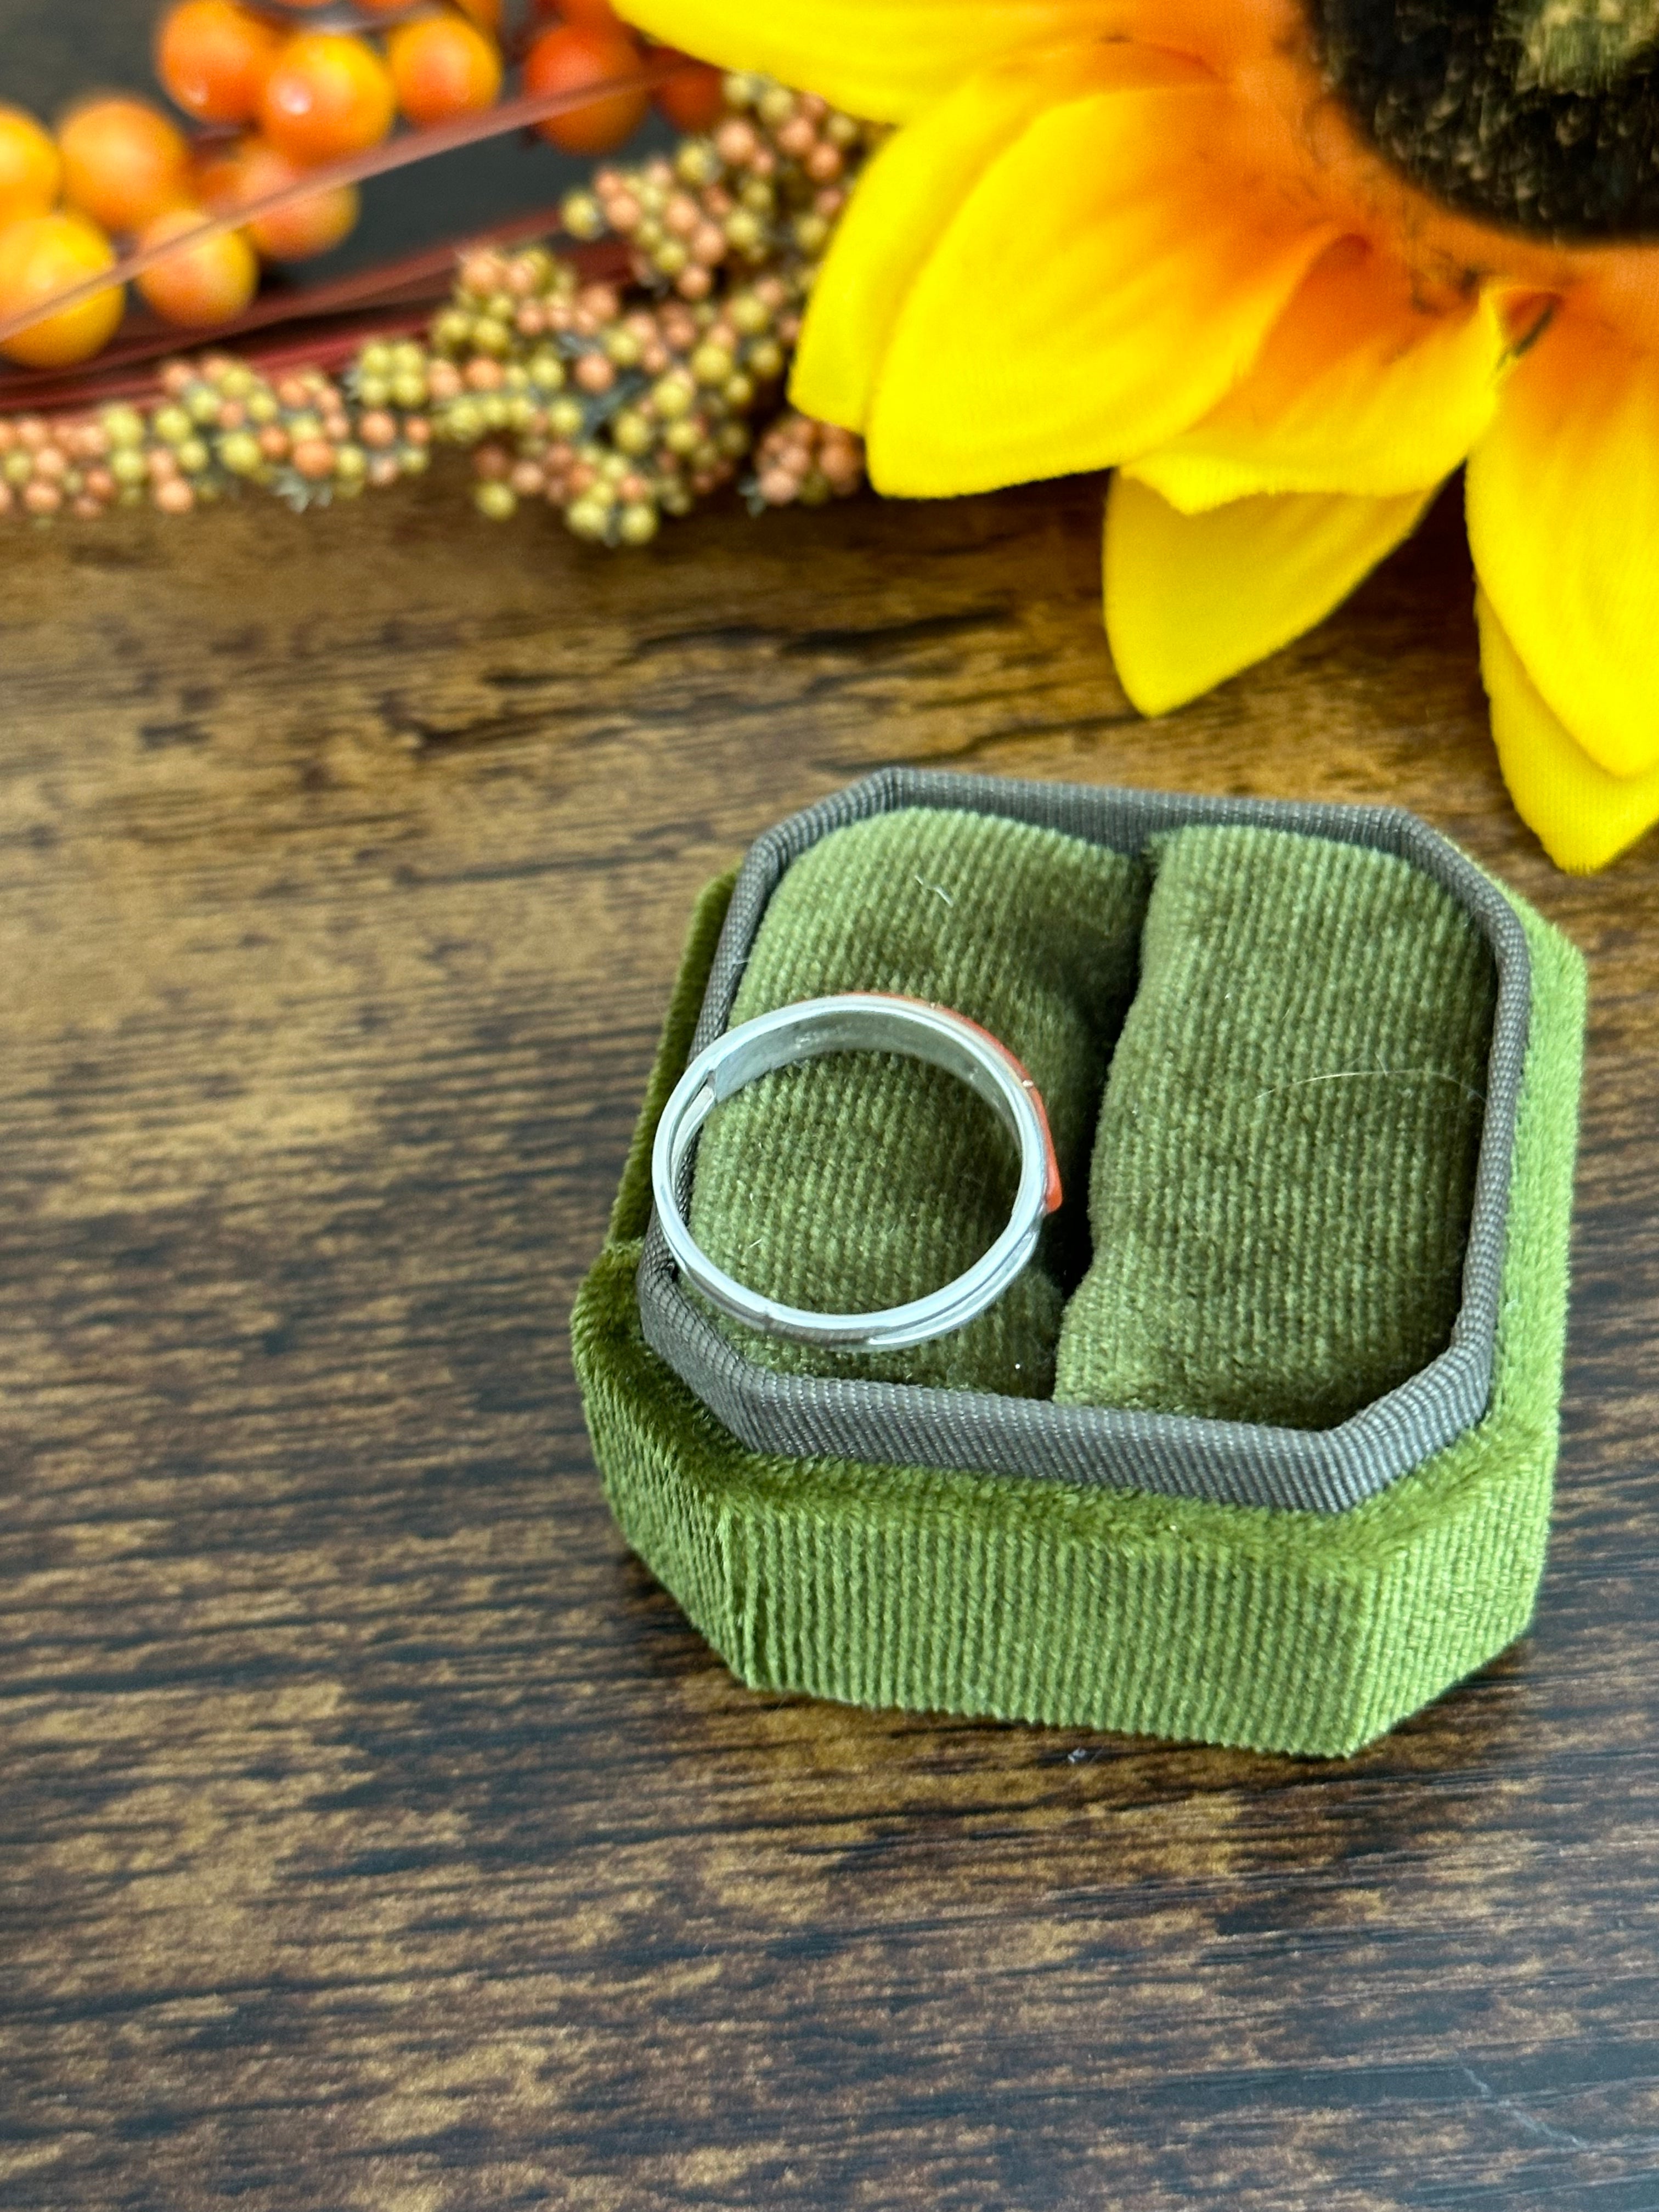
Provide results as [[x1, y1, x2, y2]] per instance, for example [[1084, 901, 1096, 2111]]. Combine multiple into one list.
[[682, 805, 1499, 1439], [685, 804, 1152, 1398]]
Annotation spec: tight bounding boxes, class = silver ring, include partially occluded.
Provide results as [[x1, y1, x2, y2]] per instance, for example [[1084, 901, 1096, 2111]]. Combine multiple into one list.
[[650, 992, 1062, 1351]]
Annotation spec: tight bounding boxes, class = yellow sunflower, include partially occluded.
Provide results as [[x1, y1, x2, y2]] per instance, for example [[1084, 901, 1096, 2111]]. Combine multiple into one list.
[[623, 0, 1659, 871]]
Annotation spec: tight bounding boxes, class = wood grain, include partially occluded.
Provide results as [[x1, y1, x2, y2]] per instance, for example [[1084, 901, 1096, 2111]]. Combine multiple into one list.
[[2, 469, 1657, 2212]]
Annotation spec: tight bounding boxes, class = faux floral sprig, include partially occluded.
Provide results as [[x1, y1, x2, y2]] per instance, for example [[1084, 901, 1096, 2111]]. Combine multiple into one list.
[[0, 74, 867, 539]]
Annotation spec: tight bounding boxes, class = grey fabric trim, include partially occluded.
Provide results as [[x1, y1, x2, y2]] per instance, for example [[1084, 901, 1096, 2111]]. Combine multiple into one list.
[[637, 770, 1533, 1516]]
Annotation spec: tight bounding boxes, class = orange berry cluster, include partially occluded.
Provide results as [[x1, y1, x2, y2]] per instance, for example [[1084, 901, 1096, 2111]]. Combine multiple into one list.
[[0, 74, 868, 535], [0, 0, 723, 371]]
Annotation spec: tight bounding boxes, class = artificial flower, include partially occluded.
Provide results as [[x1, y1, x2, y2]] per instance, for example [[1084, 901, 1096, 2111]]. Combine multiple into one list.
[[623, 0, 1659, 871]]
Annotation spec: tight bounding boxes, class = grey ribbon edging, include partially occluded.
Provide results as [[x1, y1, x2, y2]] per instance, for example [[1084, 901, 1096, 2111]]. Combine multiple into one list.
[[637, 769, 1533, 1516]]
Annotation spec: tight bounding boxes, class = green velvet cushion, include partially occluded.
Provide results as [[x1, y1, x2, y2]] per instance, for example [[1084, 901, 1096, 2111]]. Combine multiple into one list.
[[687, 808, 1149, 1396], [1054, 825, 1497, 1426]]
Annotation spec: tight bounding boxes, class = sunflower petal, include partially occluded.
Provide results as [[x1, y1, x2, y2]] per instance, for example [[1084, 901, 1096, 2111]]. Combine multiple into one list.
[[620, 0, 1121, 121], [864, 77, 1336, 496], [793, 45, 1193, 430], [1125, 242, 1514, 511], [1466, 314, 1659, 779], [1104, 474, 1434, 714], [1477, 589, 1659, 872]]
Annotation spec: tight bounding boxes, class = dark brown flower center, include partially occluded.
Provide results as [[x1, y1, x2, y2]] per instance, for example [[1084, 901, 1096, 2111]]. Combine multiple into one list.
[[1313, 0, 1659, 237]]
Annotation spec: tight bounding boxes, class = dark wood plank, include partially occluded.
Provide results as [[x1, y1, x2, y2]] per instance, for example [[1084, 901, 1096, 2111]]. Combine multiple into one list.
[[2, 469, 1657, 2212]]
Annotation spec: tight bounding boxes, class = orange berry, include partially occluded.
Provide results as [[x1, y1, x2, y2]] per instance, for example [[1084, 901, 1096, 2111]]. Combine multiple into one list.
[[0, 105, 61, 226], [289, 437, 335, 480], [0, 211, 124, 367], [59, 96, 191, 234], [136, 204, 258, 325], [652, 52, 724, 133], [259, 33, 396, 166], [523, 23, 648, 156], [156, 1, 283, 126], [387, 15, 502, 129], [199, 134, 358, 260], [189, 138, 245, 208]]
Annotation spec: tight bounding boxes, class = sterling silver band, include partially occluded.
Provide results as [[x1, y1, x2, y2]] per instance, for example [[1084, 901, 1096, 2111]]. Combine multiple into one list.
[[650, 991, 1062, 1351]]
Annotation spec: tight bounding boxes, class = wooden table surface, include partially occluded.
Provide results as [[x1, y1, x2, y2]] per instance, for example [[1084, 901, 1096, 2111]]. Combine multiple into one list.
[[2, 469, 1656, 2212]]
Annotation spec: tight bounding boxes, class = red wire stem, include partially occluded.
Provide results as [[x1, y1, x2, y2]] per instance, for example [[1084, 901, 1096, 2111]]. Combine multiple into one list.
[[0, 224, 629, 410]]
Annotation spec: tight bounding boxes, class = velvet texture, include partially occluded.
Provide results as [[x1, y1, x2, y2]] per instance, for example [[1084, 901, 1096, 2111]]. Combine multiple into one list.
[[572, 827, 1585, 1755], [1053, 824, 1496, 1426], [687, 808, 1150, 1396], [690, 811, 1496, 1430]]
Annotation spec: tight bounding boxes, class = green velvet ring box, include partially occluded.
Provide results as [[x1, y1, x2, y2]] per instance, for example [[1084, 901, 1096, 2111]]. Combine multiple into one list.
[[572, 772, 1586, 1756]]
